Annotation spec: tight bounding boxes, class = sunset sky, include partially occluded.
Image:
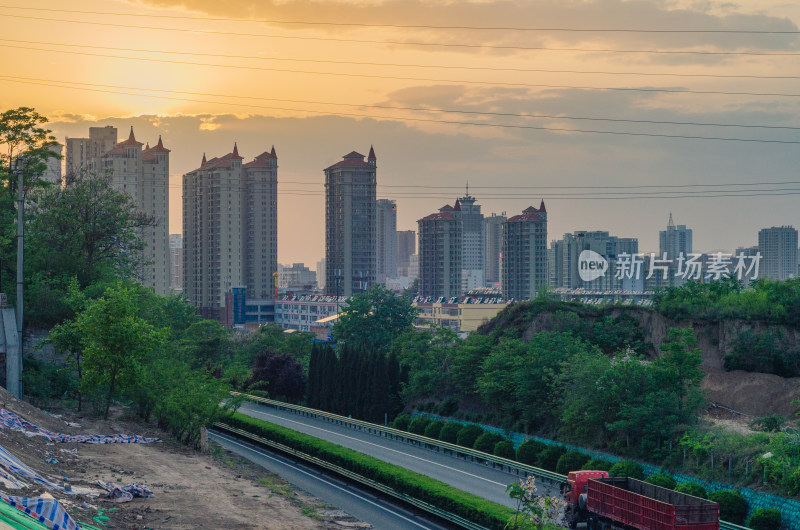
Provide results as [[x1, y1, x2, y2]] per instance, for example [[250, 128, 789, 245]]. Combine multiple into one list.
[[2, 0, 800, 266]]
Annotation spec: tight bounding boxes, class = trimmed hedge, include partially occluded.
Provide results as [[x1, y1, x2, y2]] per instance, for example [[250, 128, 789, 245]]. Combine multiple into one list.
[[473, 432, 505, 454], [493, 441, 516, 460], [537, 445, 567, 472], [748, 508, 782, 530], [609, 461, 645, 480], [556, 451, 591, 475], [516, 440, 547, 466], [438, 422, 462, 444], [644, 473, 677, 490], [708, 490, 748, 525], [674, 482, 707, 499], [408, 417, 432, 435], [457, 424, 484, 448], [423, 421, 445, 439], [223, 413, 516, 529], [581, 458, 614, 472], [391, 414, 411, 431]]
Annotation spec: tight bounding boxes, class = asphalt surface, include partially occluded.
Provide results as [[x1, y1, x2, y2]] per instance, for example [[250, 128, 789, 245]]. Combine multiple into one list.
[[236, 401, 548, 509], [209, 429, 449, 530]]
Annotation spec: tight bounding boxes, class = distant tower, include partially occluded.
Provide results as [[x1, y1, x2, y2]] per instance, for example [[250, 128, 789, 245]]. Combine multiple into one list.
[[325, 149, 377, 296], [376, 199, 397, 284], [502, 202, 548, 300], [418, 204, 462, 298], [457, 185, 484, 292]]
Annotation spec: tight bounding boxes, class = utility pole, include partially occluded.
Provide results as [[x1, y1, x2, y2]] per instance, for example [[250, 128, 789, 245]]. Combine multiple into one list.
[[8, 158, 24, 399]]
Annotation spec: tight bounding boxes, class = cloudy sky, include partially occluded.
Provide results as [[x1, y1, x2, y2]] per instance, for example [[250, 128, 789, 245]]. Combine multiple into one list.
[[2, 0, 800, 266]]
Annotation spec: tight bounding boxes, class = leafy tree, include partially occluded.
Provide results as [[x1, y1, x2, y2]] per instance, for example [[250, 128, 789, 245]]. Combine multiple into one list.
[[391, 325, 457, 400], [26, 173, 156, 294], [644, 473, 677, 490], [391, 414, 411, 431], [456, 424, 484, 448], [747, 508, 782, 530], [708, 490, 748, 525], [516, 440, 547, 466], [408, 417, 431, 435], [246, 350, 306, 403], [423, 420, 445, 439], [609, 461, 645, 480], [439, 422, 462, 444], [674, 482, 707, 499], [494, 440, 516, 460], [75, 282, 165, 419], [473, 432, 505, 454], [0, 107, 59, 297], [555, 451, 590, 475], [333, 285, 417, 352], [536, 445, 567, 472], [581, 459, 614, 471]]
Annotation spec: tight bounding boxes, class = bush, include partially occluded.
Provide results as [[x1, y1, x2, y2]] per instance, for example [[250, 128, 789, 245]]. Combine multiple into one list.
[[516, 440, 547, 466], [709, 490, 748, 525], [748, 508, 782, 530], [751, 414, 785, 433], [493, 441, 516, 460], [437, 397, 458, 417], [423, 421, 445, 439], [581, 458, 614, 471], [785, 467, 800, 497], [473, 432, 505, 454], [391, 414, 411, 431], [609, 461, 645, 480], [439, 422, 462, 444], [644, 473, 677, 490], [408, 417, 432, 436], [456, 424, 484, 448], [223, 412, 515, 528], [556, 451, 591, 475], [537, 445, 567, 472], [674, 482, 707, 499]]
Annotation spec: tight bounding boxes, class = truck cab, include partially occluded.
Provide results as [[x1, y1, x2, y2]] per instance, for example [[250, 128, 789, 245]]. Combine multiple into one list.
[[565, 470, 610, 528]]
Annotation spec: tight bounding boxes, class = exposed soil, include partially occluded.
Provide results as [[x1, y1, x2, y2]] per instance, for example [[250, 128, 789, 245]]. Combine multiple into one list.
[[0, 387, 366, 529]]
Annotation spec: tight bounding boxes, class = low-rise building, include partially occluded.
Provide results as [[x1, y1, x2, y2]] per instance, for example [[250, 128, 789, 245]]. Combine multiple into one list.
[[412, 295, 509, 334]]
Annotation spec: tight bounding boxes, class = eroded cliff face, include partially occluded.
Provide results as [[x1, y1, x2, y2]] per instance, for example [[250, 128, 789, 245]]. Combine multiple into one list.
[[518, 307, 800, 417]]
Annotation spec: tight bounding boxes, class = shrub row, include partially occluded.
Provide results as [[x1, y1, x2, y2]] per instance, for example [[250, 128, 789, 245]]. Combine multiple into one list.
[[392, 415, 517, 462], [224, 413, 516, 529]]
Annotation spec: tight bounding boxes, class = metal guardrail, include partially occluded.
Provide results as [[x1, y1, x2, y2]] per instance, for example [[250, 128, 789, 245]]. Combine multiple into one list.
[[213, 422, 489, 530], [232, 392, 752, 530], [231, 392, 565, 484]]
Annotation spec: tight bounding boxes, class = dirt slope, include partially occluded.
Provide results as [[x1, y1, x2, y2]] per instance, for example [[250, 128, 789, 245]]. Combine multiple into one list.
[[0, 387, 362, 529]]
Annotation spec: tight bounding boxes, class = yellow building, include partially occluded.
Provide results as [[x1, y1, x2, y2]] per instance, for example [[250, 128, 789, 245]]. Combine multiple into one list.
[[412, 296, 509, 334]]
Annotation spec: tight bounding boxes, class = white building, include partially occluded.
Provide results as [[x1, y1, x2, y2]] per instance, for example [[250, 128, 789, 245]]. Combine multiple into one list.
[[169, 234, 183, 294], [183, 144, 278, 320], [278, 263, 317, 290], [66, 126, 170, 295], [376, 199, 398, 284], [759, 226, 798, 281], [274, 295, 347, 333]]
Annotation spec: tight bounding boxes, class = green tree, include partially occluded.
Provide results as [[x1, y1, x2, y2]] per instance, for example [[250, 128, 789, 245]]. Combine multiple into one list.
[[333, 285, 417, 352], [674, 482, 707, 499], [0, 107, 59, 296], [26, 173, 156, 293], [75, 282, 165, 419], [708, 490, 748, 525]]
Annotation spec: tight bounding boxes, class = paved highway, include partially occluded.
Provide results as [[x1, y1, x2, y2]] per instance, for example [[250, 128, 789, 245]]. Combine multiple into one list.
[[209, 429, 448, 530], [236, 401, 554, 509]]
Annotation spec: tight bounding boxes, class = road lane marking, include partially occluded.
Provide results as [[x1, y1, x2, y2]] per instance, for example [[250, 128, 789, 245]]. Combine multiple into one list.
[[209, 431, 432, 529], [240, 404, 508, 489]]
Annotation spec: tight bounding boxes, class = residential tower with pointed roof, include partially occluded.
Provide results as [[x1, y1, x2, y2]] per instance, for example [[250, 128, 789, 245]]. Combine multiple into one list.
[[324, 149, 377, 296], [502, 203, 548, 300], [182, 145, 278, 322]]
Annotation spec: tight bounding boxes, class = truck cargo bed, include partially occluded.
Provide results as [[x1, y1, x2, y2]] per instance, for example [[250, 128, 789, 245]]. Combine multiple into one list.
[[587, 477, 719, 530]]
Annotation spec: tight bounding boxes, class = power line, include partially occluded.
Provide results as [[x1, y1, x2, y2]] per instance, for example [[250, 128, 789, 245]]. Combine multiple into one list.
[[1, 5, 798, 34], [5, 13, 800, 56], [5, 76, 800, 144], [8, 74, 799, 132], [3, 38, 800, 81], [6, 43, 800, 99], [132, 179, 800, 200]]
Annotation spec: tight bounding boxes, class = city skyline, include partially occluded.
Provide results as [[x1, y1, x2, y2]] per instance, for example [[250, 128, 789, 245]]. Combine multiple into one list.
[[4, 0, 800, 266]]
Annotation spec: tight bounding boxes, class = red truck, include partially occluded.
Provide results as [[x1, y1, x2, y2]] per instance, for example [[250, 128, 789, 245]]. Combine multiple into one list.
[[564, 470, 720, 530]]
